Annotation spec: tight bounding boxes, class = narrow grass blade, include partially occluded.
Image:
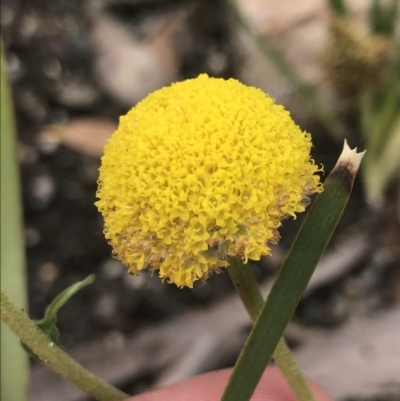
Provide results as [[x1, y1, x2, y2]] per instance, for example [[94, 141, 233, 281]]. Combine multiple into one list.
[[375, 54, 400, 152], [364, 114, 400, 205], [227, 260, 318, 401], [220, 141, 365, 401], [0, 39, 29, 401]]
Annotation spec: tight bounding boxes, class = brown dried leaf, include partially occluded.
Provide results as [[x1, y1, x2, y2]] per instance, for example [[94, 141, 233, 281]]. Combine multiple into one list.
[[38, 118, 117, 158]]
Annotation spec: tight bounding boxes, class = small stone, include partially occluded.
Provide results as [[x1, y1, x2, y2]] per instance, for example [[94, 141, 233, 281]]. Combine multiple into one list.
[[343, 276, 364, 298], [42, 57, 62, 80], [53, 79, 99, 107], [37, 262, 59, 284], [17, 89, 48, 122], [18, 13, 39, 39], [24, 226, 41, 247], [103, 331, 125, 351], [17, 142, 38, 164], [95, 294, 117, 318], [101, 259, 125, 280], [7, 52, 26, 82], [30, 174, 55, 209]]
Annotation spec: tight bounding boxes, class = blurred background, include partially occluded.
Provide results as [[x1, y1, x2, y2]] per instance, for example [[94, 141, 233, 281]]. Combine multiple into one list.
[[1, 0, 399, 400]]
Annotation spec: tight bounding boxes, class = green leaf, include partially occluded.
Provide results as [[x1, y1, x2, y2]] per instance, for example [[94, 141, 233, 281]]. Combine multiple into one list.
[[370, 0, 399, 36], [1, 289, 128, 401], [359, 50, 400, 204], [22, 275, 95, 358], [227, 260, 318, 401], [370, 0, 384, 34], [386, 0, 400, 36], [364, 114, 400, 205], [1, 38, 29, 401], [220, 142, 365, 401], [375, 53, 400, 149]]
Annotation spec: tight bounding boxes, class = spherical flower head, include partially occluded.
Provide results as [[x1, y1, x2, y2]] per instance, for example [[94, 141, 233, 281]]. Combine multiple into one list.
[[96, 74, 323, 288]]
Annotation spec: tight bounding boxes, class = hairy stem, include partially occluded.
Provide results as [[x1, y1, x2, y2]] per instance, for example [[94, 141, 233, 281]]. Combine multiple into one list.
[[227, 258, 317, 401], [1, 289, 129, 401]]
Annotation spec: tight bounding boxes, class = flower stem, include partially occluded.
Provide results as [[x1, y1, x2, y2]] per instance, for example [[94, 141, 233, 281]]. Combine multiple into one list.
[[227, 257, 317, 401], [273, 339, 316, 401], [0, 288, 129, 401]]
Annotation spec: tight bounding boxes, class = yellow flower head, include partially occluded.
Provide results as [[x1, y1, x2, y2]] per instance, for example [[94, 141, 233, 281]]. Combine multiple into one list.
[[96, 74, 322, 287]]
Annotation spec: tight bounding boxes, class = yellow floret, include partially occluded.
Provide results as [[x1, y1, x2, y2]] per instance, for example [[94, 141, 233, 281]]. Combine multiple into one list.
[[96, 74, 323, 287]]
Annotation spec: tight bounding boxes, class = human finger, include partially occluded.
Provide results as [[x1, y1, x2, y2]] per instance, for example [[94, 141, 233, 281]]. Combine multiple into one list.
[[127, 366, 333, 401]]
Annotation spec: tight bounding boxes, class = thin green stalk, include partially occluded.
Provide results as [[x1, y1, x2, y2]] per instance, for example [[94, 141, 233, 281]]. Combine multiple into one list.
[[359, 51, 400, 204], [360, 56, 400, 160], [226, 257, 263, 320], [0, 289, 129, 401], [221, 141, 365, 401], [1, 38, 29, 401], [363, 114, 400, 205], [222, 0, 345, 140], [227, 258, 317, 401], [359, 88, 377, 156], [371, 53, 400, 154]]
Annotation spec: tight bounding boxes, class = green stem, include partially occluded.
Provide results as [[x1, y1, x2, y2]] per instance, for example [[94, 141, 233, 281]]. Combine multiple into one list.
[[0, 289, 129, 401], [222, 0, 345, 141], [227, 258, 317, 401], [273, 339, 315, 401]]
